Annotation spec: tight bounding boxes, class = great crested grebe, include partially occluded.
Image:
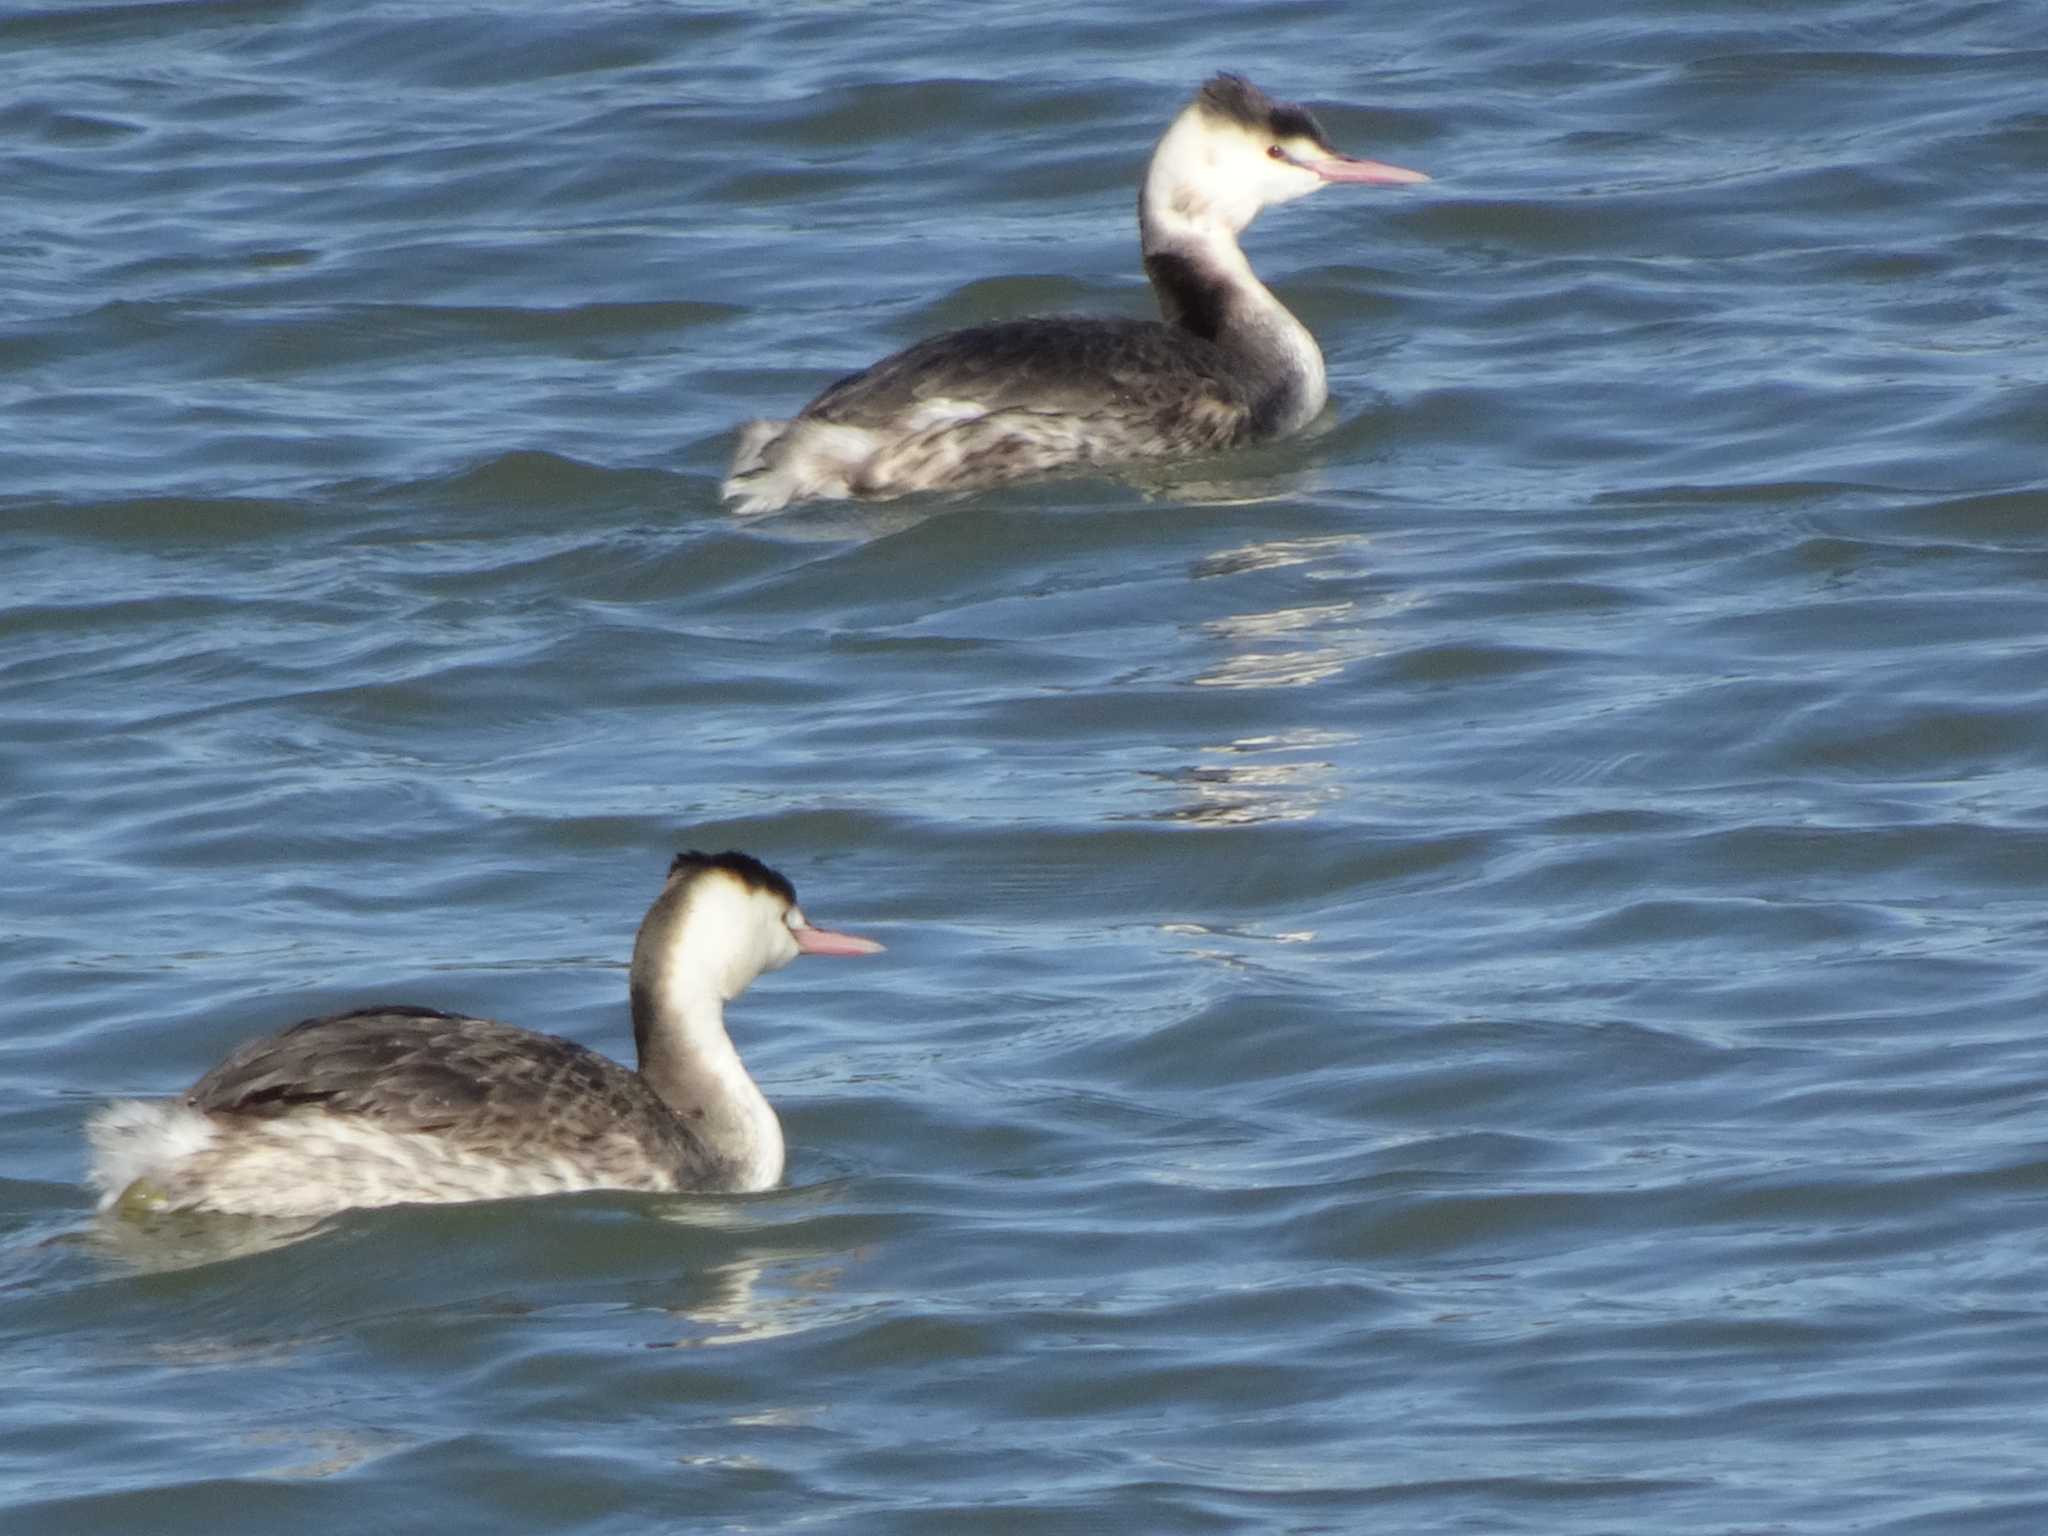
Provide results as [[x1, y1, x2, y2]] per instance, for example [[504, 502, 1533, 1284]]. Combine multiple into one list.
[[720, 73, 1427, 514], [87, 851, 883, 1219]]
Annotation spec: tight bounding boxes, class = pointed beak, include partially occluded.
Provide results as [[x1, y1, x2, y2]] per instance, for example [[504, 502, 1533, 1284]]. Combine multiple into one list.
[[792, 924, 886, 957], [1308, 153, 1430, 187]]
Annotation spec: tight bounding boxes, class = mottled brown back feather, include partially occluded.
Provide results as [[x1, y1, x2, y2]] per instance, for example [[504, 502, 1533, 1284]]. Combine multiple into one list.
[[186, 1006, 722, 1183], [803, 317, 1259, 448]]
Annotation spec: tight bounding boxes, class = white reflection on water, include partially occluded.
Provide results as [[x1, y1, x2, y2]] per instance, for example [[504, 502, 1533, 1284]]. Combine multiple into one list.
[[1195, 599, 1369, 690], [1189, 532, 1367, 580], [1143, 727, 1356, 826], [238, 1425, 411, 1480], [83, 1207, 335, 1274], [1188, 532, 1418, 693], [649, 1186, 862, 1349], [1146, 529, 1411, 824], [654, 1253, 861, 1350], [1158, 920, 1319, 970]]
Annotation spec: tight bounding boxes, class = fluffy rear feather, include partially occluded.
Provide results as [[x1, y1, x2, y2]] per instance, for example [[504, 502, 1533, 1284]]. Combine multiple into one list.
[[86, 1099, 218, 1210]]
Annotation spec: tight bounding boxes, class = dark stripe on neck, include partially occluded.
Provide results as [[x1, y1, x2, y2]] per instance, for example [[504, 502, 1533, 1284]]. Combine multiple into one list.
[[1146, 249, 1316, 441], [1144, 251, 1232, 343]]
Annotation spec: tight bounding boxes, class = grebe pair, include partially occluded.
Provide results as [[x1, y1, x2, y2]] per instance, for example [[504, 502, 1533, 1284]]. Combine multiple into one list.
[[722, 73, 1427, 513], [89, 74, 1428, 1221]]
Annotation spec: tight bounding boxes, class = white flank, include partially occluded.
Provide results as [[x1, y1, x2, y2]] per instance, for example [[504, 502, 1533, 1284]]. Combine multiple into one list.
[[86, 1103, 690, 1219]]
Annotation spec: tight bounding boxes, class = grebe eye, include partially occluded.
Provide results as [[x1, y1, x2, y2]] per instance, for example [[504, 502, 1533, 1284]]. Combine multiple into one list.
[[1267, 144, 1287, 161]]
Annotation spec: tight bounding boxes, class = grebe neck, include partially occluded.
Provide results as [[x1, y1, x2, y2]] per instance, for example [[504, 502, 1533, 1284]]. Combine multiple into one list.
[[1138, 171, 1327, 437], [630, 945, 784, 1189]]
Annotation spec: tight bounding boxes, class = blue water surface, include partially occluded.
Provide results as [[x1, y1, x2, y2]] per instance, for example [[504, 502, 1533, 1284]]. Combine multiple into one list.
[[4, 2, 2048, 1532]]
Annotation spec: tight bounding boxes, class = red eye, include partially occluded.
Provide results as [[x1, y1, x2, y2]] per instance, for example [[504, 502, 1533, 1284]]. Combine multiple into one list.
[[1267, 144, 1287, 160]]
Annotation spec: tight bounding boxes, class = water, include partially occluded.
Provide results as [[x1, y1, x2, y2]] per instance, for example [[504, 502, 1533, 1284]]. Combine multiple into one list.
[[5, 1, 2048, 1530]]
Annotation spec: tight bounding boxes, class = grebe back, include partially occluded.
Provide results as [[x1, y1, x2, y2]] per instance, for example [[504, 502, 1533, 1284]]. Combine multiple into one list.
[[722, 73, 1427, 514]]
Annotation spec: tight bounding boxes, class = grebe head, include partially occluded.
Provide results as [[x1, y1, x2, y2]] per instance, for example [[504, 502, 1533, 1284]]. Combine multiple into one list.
[[632, 850, 884, 1005], [1143, 73, 1428, 247]]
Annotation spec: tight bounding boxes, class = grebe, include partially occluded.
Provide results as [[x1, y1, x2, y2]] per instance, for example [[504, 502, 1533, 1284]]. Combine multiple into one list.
[[721, 73, 1428, 514], [86, 850, 883, 1219]]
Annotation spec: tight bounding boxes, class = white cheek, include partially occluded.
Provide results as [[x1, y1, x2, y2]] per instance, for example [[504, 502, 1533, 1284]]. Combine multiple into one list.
[[1261, 160, 1314, 202]]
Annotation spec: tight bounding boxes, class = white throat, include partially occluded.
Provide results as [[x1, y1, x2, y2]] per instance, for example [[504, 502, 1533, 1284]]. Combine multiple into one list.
[[663, 983, 786, 1190], [631, 876, 798, 1192]]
